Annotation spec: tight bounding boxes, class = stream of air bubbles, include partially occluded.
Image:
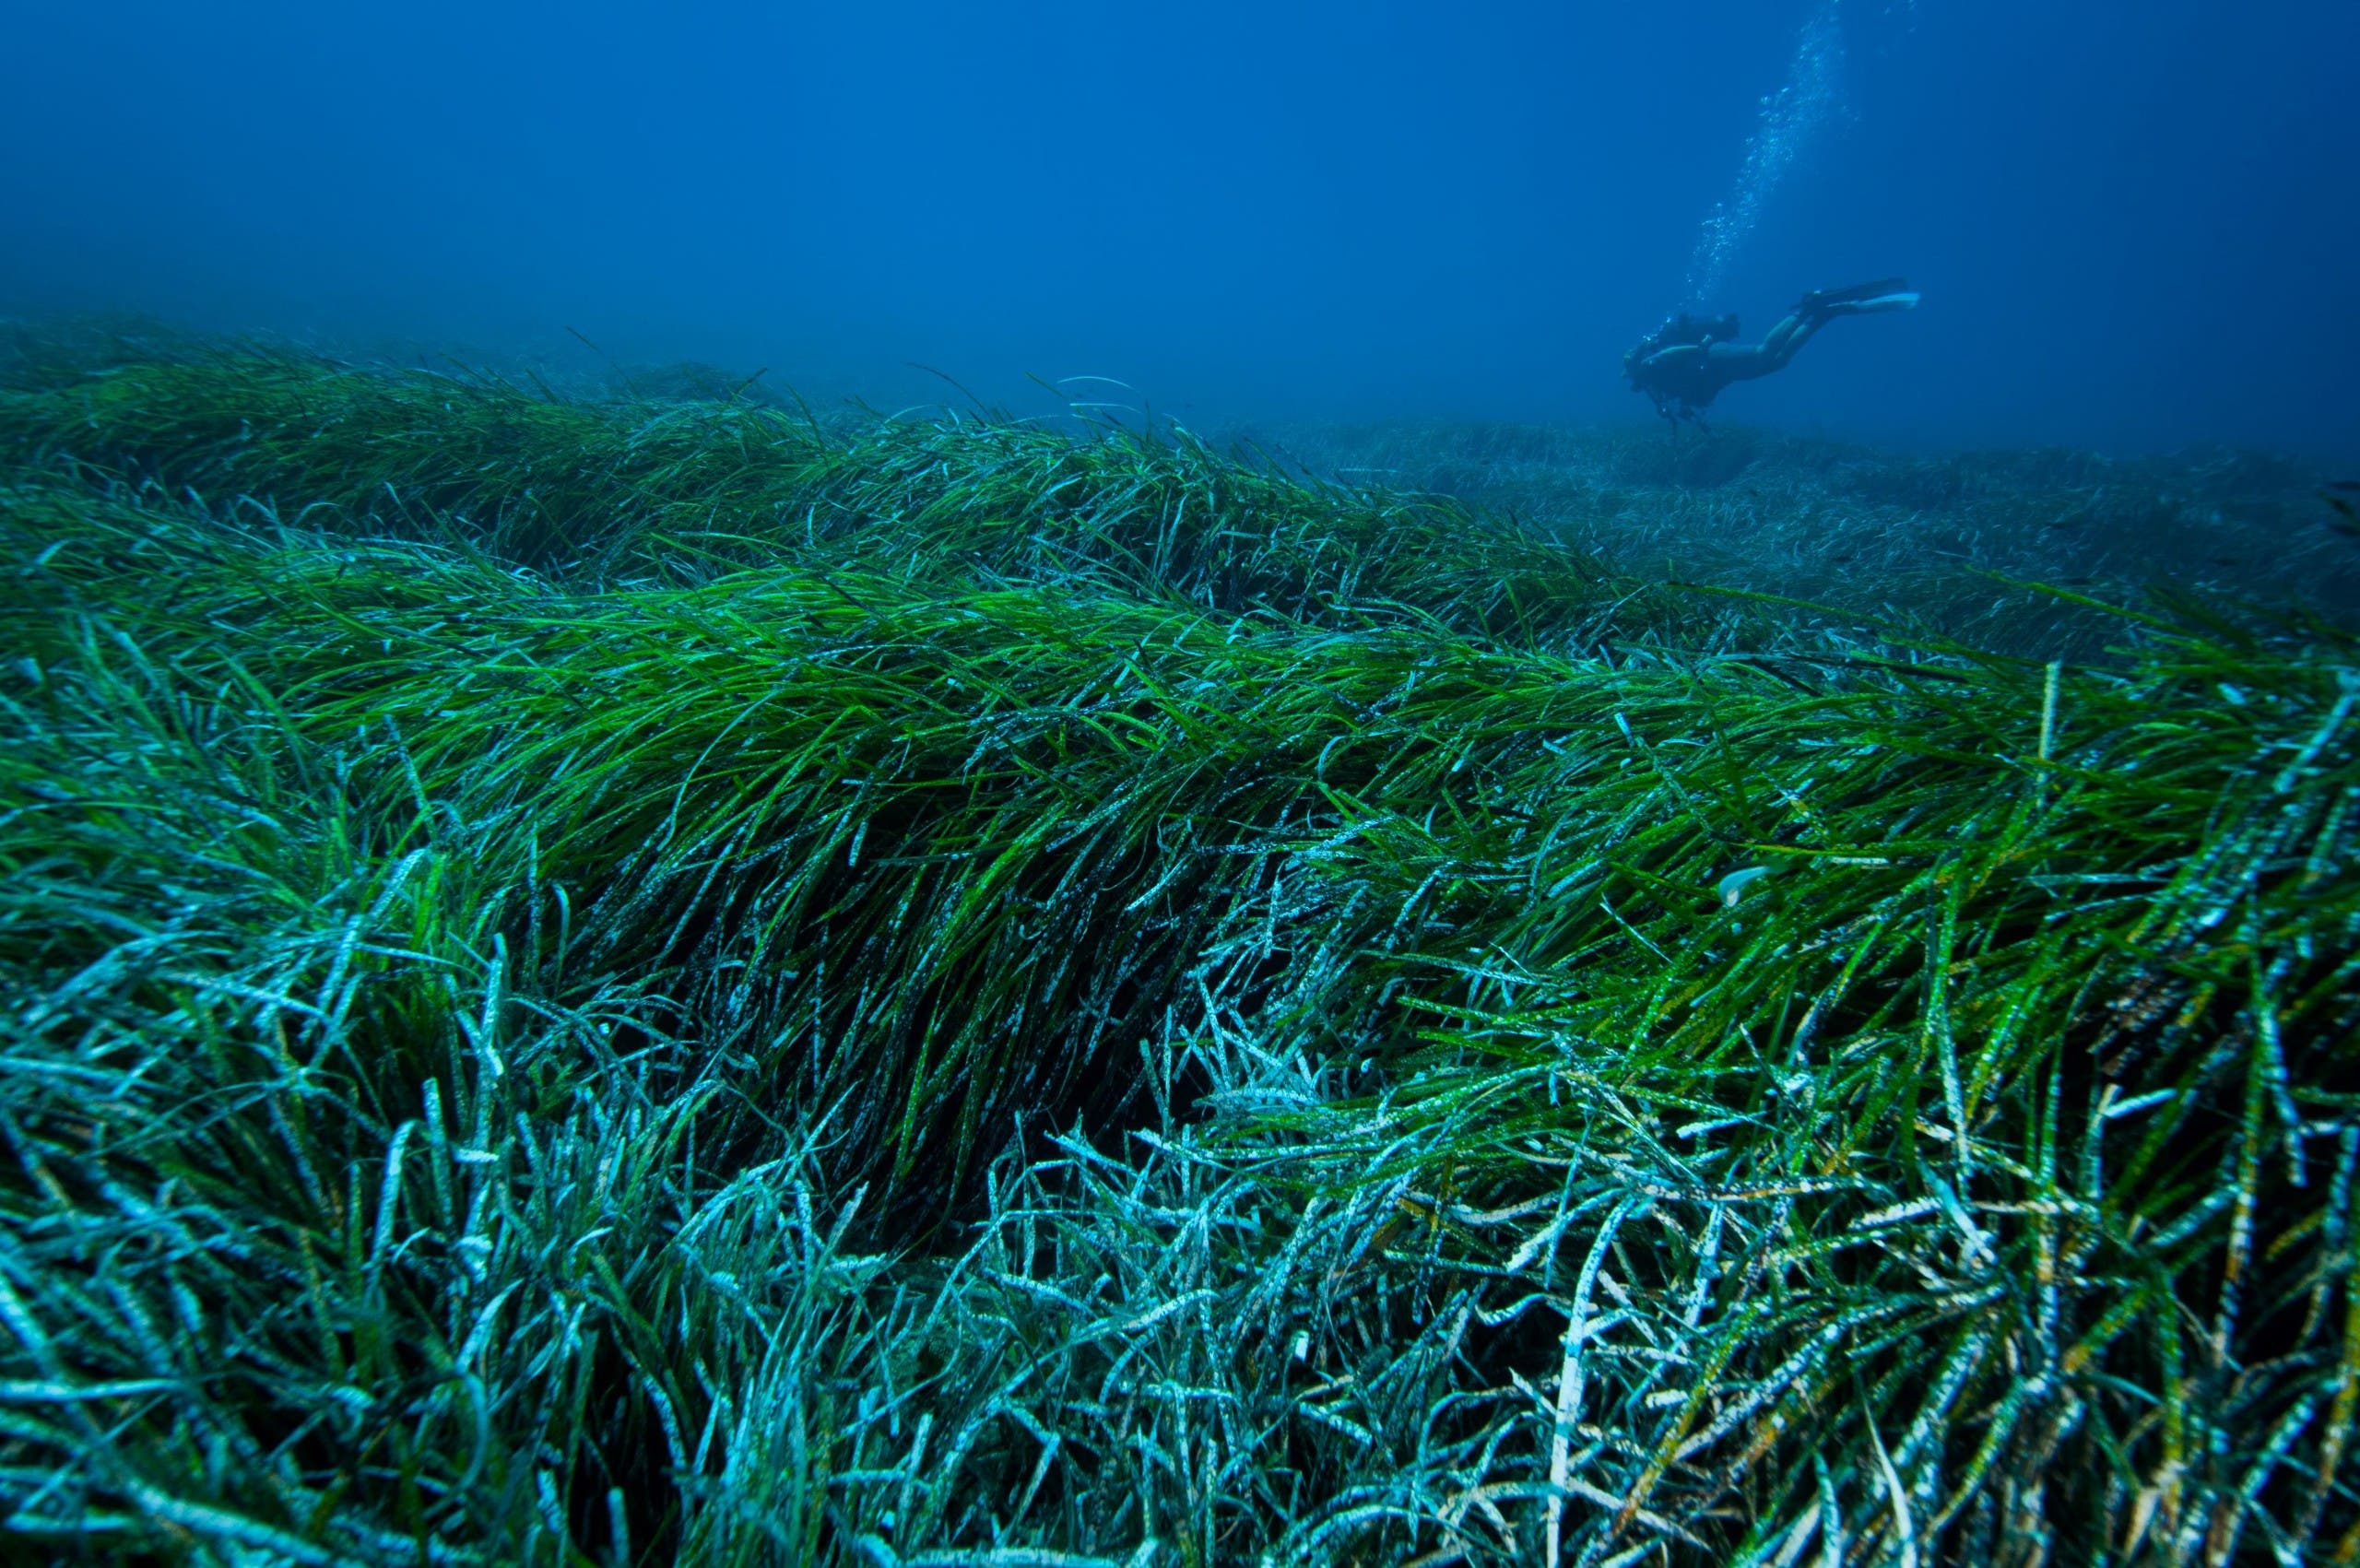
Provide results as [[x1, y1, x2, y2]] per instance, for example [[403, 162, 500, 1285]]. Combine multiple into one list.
[[1682, 0, 1850, 307]]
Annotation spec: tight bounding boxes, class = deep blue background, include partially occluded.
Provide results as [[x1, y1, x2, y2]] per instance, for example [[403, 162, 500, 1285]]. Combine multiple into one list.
[[4, 1, 2354, 456]]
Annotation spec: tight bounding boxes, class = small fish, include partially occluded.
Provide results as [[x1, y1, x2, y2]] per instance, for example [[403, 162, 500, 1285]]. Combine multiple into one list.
[[2322, 486, 2360, 542], [1717, 867, 1774, 907]]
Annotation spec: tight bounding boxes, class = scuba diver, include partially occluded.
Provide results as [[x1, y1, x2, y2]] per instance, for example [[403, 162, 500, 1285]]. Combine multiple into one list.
[[1625, 278, 1919, 427]]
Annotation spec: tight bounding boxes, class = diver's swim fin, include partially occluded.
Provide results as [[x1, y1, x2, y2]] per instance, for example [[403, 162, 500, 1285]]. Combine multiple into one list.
[[1827, 289, 1920, 315], [1801, 277, 1918, 316]]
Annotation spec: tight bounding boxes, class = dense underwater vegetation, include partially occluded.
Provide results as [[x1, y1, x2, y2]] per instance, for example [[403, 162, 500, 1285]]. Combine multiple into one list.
[[2, 324, 2357, 1565]]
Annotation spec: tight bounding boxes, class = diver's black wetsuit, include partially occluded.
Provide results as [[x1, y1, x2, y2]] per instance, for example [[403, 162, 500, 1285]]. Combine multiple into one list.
[[1627, 279, 1918, 426]]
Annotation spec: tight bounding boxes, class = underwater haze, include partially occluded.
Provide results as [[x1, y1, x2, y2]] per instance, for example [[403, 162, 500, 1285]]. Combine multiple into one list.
[[4, 0, 2357, 456]]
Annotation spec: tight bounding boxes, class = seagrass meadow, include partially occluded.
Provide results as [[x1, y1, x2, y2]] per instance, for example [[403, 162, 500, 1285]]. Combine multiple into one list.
[[2, 325, 2357, 1567]]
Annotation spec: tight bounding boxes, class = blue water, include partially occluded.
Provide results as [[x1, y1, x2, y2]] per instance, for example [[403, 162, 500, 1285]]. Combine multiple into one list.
[[3, 0, 2354, 458]]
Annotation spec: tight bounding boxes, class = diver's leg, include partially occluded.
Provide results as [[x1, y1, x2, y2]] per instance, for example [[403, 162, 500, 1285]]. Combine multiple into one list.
[[1753, 312, 1825, 371], [1758, 283, 1918, 371], [1703, 341, 1794, 384]]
